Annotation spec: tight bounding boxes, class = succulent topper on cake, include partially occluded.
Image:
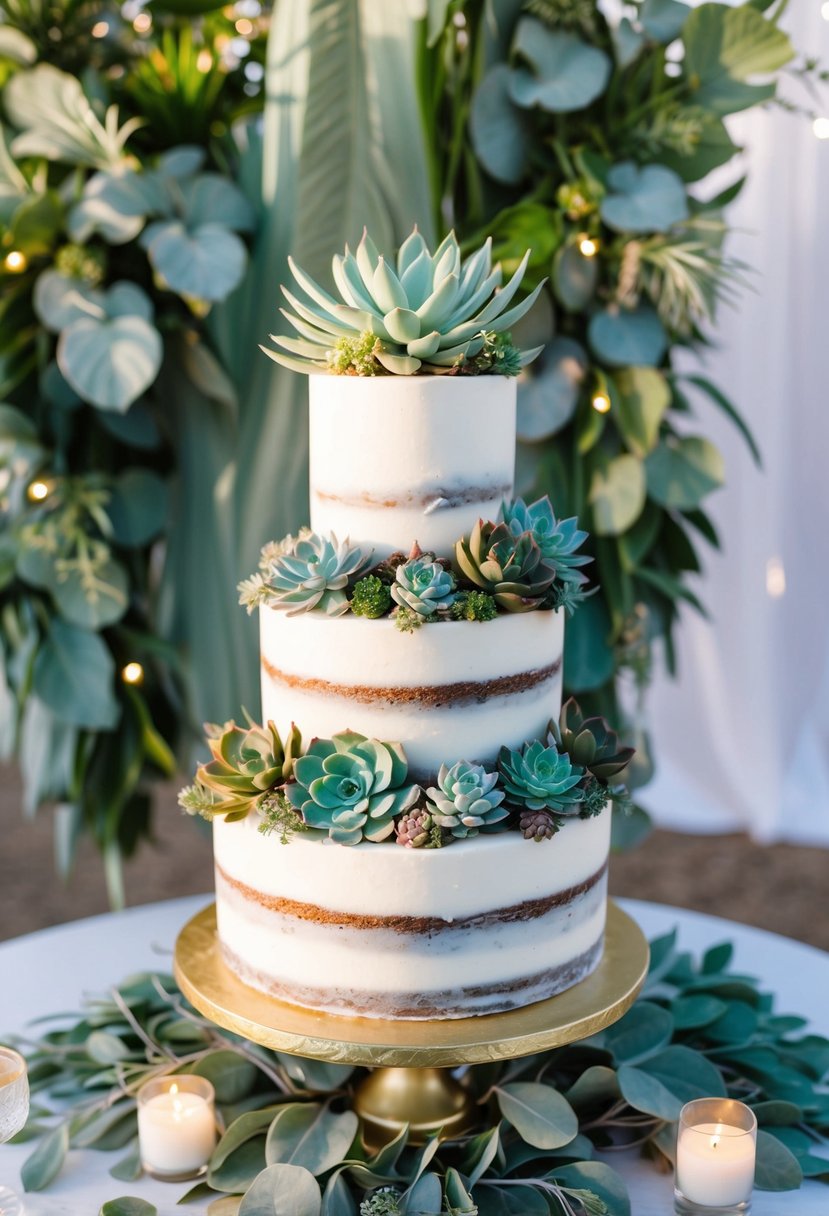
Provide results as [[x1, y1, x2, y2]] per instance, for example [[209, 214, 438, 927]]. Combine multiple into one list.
[[261, 226, 545, 377]]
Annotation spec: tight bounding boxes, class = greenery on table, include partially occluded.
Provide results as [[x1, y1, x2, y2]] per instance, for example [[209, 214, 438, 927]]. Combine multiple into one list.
[[416, 0, 823, 788], [12, 932, 829, 1213]]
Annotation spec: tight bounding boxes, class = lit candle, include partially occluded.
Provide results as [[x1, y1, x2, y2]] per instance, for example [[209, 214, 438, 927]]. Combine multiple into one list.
[[675, 1099, 757, 1214], [137, 1077, 217, 1180]]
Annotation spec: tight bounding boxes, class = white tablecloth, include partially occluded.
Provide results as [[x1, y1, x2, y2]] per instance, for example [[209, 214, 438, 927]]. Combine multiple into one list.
[[1, 896, 827, 1214]]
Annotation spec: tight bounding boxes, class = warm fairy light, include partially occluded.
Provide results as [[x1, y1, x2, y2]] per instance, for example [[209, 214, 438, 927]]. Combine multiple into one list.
[[122, 661, 145, 685], [592, 392, 611, 413], [813, 117, 829, 140], [3, 250, 27, 273], [133, 12, 151, 32], [235, 17, 254, 35], [196, 49, 213, 71], [766, 556, 786, 598], [578, 236, 599, 258], [823, 1, 829, 20], [92, 20, 109, 36], [27, 480, 50, 502]]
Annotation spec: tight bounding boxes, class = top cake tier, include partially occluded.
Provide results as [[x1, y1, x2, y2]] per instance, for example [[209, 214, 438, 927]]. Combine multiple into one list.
[[309, 374, 516, 558]]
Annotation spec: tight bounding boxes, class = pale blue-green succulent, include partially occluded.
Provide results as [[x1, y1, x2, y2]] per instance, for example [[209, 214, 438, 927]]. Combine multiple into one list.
[[238, 530, 371, 617], [287, 731, 419, 845], [262, 226, 545, 375], [391, 554, 457, 618], [501, 495, 591, 591], [498, 740, 585, 814], [426, 761, 508, 838]]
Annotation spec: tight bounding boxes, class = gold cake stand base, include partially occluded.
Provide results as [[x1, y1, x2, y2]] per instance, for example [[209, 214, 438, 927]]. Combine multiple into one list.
[[174, 900, 649, 1146]]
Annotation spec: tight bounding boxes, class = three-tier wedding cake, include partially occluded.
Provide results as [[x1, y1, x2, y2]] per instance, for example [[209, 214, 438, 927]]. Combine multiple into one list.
[[182, 227, 633, 1020]]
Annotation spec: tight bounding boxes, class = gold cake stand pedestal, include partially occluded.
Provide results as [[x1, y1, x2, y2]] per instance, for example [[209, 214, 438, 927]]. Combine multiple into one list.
[[174, 900, 649, 1146]]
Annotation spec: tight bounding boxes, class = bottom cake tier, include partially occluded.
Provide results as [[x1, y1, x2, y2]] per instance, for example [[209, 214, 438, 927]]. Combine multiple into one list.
[[213, 809, 611, 1020]]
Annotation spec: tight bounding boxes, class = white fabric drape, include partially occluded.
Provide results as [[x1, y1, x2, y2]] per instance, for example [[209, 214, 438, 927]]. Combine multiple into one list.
[[645, 3, 829, 843]]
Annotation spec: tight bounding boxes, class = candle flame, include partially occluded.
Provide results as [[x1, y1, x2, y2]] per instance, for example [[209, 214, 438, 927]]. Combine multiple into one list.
[[170, 1082, 179, 1095]]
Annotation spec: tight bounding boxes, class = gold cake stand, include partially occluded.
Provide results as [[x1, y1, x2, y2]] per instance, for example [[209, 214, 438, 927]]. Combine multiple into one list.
[[175, 900, 648, 1146]]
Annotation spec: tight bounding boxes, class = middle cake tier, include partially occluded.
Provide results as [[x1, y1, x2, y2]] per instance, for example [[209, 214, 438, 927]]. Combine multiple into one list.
[[260, 608, 564, 781]]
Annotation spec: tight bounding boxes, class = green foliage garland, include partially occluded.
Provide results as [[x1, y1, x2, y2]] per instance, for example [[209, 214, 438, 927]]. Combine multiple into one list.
[[11, 933, 829, 1212]]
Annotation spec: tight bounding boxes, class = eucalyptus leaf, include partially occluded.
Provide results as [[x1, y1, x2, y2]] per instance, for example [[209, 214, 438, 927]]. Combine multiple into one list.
[[600, 162, 688, 234], [86, 1030, 130, 1064], [588, 306, 667, 367], [682, 3, 793, 115], [238, 1163, 321, 1216], [671, 995, 728, 1030], [600, 1001, 674, 1063], [265, 1103, 359, 1176], [517, 337, 587, 441], [403, 1170, 442, 1215], [99, 1200, 157, 1216], [641, 0, 689, 43], [659, 112, 739, 183], [321, 1171, 356, 1216], [509, 19, 611, 114], [32, 618, 119, 730], [99, 400, 161, 451], [589, 454, 646, 536], [552, 1162, 630, 1216], [145, 221, 247, 302], [495, 1082, 578, 1149], [553, 243, 598, 312], [109, 1141, 142, 1182], [754, 1129, 803, 1191], [613, 367, 670, 456], [191, 1051, 259, 1103], [645, 436, 725, 509], [53, 558, 129, 630], [565, 1066, 621, 1111], [470, 65, 531, 185], [612, 18, 645, 68], [107, 469, 168, 548], [21, 1122, 69, 1192]]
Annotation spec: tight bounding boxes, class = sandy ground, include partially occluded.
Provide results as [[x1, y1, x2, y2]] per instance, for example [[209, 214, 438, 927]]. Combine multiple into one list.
[[1, 763, 827, 951]]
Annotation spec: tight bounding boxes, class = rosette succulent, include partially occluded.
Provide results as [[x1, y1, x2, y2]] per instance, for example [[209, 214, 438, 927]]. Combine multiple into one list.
[[549, 697, 635, 782], [261, 226, 545, 375], [287, 731, 419, 845], [501, 496, 591, 590], [395, 806, 443, 849], [426, 761, 507, 838], [238, 530, 372, 617], [391, 553, 457, 618], [194, 720, 302, 819], [498, 740, 585, 814], [454, 520, 557, 611]]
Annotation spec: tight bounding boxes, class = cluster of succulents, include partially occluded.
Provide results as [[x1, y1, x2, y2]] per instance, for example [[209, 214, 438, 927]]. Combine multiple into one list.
[[287, 731, 420, 845], [501, 495, 591, 592], [178, 719, 302, 825], [546, 697, 635, 818], [238, 530, 372, 617], [454, 519, 558, 612], [262, 226, 545, 376], [426, 761, 508, 838]]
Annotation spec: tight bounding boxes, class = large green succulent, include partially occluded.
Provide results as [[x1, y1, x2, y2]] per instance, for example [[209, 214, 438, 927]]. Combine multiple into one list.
[[238, 530, 372, 617], [426, 760, 508, 838], [193, 720, 302, 820], [391, 553, 457, 618], [261, 226, 545, 375], [454, 520, 557, 611], [549, 697, 635, 783], [287, 731, 420, 845], [498, 740, 585, 814], [501, 496, 591, 591]]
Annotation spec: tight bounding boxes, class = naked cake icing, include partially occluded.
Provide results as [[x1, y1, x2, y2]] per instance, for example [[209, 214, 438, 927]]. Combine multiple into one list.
[[184, 227, 633, 1020]]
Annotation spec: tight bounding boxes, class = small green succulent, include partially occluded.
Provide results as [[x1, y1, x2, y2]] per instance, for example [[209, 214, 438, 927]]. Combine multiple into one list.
[[500, 496, 590, 592], [350, 574, 393, 618], [287, 730, 419, 845], [187, 719, 302, 822], [498, 740, 585, 814], [261, 226, 545, 376], [454, 519, 557, 611], [449, 589, 499, 622], [548, 697, 635, 782], [238, 529, 372, 617], [426, 761, 507, 838], [391, 552, 457, 618]]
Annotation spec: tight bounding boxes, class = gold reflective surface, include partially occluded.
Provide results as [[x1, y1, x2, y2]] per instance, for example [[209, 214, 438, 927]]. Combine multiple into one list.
[[174, 901, 649, 1066]]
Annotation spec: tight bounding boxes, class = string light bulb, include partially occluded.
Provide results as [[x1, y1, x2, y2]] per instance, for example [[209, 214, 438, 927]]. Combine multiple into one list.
[[91, 19, 109, 36], [121, 661, 145, 685], [813, 117, 829, 140], [133, 12, 151, 32], [27, 479, 51, 502], [592, 391, 611, 413], [4, 250, 27, 274], [578, 235, 599, 258]]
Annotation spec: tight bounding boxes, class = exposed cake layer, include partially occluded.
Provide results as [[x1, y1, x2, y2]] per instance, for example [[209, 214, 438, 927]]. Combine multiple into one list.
[[308, 374, 516, 557], [213, 811, 611, 1019], [260, 608, 564, 778]]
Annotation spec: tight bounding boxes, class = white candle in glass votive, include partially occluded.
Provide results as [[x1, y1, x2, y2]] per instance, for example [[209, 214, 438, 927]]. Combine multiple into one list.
[[137, 1077, 217, 1179], [676, 1099, 757, 1210]]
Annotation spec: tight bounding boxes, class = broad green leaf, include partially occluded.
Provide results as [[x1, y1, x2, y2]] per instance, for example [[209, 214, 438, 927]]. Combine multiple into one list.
[[495, 1082, 578, 1149], [208, 1136, 266, 1193], [98, 400, 161, 451], [552, 1162, 631, 1216], [660, 113, 739, 183], [9, 191, 63, 256], [208, 1107, 281, 1171], [207, 1199, 242, 1216], [403, 1170, 442, 1215], [109, 1142, 142, 1182], [444, 1168, 476, 1212], [611, 801, 652, 851], [600, 1002, 674, 1063], [751, 1101, 803, 1127], [613, 367, 670, 456], [238, 1163, 322, 1216], [671, 995, 728, 1029], [99, 1200, 157, 1216], [565, 1066, 621, 1110], [180, 174, 256, 232], [69, 169, 167, 245], [191, 1051, 259, 1103], [21, 1123, 69, 1192], [107, 468, 168, 547], [33, 618, 119, 729], [600, 162, 688, 234], [33, 269, 102, 332], [265, 1103, 359, 1176], [612, 17, 645, 68], [564, 594, 615, 691], [588, 306, 667, 367], [683, 3, 793, 115], [553, 243, 598, 312], [470, 65, 531, 185], [621, 1045, 726, 1120], [52, 558, 129, 630], [145, 220, 247, 302], [641, 0, 689, 42], [517, 337, 587, 441], [707, 1000, 758, 1044], [754, 1129, 802, 1191], [645, 436, 725, 509], [509, 19, 611, 114], [86, 1030, 130, 1064], [16, 545, 56, 592], [462, 1125, 501, 1187], [273, 1056, 355, 1093], [589, 454, 646, 536]]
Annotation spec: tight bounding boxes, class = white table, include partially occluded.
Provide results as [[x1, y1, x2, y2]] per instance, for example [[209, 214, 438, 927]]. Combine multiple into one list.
[[1, 897, 827, 1214]]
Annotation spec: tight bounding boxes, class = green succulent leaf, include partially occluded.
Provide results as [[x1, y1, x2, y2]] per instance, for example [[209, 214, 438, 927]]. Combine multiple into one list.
[[509, 20, 611, 114]]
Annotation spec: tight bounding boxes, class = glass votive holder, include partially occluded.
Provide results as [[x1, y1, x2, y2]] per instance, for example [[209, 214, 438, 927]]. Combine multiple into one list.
[[137, 1075, 217, 1182], [675, 1098, 757, 1215]]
